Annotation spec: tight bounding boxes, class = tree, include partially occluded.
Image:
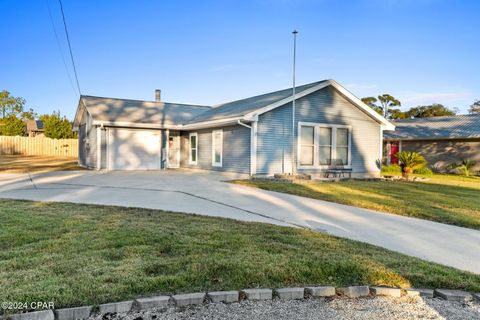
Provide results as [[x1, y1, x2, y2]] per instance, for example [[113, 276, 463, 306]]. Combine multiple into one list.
[[20, 108, 38, 121], [0, 114, 26, 136], [406, 104, 456, 118], [389, 108, 408, 120], [40, 111, 75, 139], [469, 100, 480, 114], [0, 90, 25, 118], [361, 94, 401, 119], [361, 97, 383, 115], [395, 151, 427, 180], [378, 94, 401, 118]]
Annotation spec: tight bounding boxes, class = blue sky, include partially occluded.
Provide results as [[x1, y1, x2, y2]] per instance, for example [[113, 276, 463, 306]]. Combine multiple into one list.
[[2, 0, 478, 119]]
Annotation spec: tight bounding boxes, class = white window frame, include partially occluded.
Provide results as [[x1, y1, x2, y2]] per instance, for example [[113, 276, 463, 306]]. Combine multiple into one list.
[[299, 125, 316, 166], [189, 132, 198, 165], [211, 129, 223, 167], [297, 122, 352, 169]]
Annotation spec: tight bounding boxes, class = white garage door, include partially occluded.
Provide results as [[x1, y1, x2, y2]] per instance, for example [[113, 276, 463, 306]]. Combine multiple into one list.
[[108, 128, 161, 170]]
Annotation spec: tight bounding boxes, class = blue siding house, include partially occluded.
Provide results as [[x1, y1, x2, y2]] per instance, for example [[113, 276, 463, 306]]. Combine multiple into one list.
[[73, 80, 394, 177]]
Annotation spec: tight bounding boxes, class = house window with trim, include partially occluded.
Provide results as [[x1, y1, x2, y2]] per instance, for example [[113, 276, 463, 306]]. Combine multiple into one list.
[[336, 128, 349, 165], [298, 123, 351, 168], [212, 130, 223, 167], [300, 126, 314, 165], [318, 127, 332, 165], [189, 132, 198, 165]]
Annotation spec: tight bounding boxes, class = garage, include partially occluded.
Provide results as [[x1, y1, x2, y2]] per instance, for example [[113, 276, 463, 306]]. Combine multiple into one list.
[[107, 128, 162, 170]]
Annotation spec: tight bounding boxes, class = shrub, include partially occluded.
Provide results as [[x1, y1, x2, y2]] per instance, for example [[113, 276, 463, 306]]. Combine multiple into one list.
[[453, 160, 477, 177], [413, 167, 433, 175], [395, 151, 427, 180], [381, 164, 401, 174]]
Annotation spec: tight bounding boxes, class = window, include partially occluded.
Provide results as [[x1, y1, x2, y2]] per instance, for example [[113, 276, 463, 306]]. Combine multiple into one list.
[[299, 126, 314, 165], [212, 130, 223, 167], [318, 127, 332, 165], [189, 132, 198, 165], [336, 128, 349, 165], [298, 123, 351, 168]]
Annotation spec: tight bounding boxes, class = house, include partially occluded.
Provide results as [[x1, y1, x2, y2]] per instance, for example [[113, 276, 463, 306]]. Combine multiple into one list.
[[72, 80, 394, 177], [384, 113, 480, 171], [26, 120, 45, 137]]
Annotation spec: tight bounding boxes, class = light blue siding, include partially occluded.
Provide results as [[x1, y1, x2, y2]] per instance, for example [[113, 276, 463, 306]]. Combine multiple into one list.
[[180, 125, 250, 174], [78, 109, 98, 169], [256, 104, 293, 174], [257, 86, 381, 175]]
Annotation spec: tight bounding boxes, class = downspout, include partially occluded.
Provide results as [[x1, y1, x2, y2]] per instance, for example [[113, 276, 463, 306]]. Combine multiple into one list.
[[237, 120, 257, 176]]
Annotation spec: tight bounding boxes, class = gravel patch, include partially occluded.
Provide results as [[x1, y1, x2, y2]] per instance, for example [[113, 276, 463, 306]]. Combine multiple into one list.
[[88, 296, 480, 320]]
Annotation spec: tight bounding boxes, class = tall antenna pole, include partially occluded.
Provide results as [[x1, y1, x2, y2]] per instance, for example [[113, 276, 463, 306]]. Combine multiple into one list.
[[291, 30, 298, 174]]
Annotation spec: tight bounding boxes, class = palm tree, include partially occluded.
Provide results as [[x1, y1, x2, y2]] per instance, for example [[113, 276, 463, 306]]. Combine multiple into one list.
[[394, 151, 427, 180]]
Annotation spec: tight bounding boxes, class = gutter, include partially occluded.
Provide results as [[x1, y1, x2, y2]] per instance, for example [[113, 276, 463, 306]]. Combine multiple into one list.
[[237, 119, 251, 129]]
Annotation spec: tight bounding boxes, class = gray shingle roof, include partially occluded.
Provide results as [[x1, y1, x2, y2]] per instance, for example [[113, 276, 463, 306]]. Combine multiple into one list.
[[81, 96, 210, 126], [384, 113, 480, 140], [184, 80, 328, 124]]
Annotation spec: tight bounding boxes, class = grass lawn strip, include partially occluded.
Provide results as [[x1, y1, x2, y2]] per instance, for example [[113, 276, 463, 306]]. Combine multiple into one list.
[[1, 199, 479, 312], [232, 174, 480, 230], [0, 155, 83, 172]]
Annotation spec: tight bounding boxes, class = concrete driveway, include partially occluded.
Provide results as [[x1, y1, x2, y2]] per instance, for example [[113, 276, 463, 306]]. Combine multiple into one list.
[[1, 169, 479, 274]]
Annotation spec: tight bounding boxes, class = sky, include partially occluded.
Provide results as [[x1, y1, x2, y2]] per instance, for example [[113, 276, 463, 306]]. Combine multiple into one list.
[[1, 0, 479, 120]]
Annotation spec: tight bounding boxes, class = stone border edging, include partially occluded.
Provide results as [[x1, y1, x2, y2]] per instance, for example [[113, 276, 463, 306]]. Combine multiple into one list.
[[2, 286, 479, 320]]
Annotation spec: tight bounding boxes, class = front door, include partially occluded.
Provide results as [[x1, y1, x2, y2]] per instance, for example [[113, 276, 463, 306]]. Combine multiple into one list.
[[168, 132, 180, 168], [390, 142, 399, 164]]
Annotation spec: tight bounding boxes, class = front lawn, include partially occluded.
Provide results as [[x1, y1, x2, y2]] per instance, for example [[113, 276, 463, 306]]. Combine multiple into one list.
[[232, 174, 480, 230], [0, 155, 83, 173], [1, 199, 479, 313]]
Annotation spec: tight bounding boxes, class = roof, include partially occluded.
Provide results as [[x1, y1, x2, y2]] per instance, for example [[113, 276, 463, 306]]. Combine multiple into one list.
[[384, 113, 480, 140], [185, 81, 327, 124], [74, 80, 394, 130], [26, 120, 44, 132], [77, 96, 210, 128]]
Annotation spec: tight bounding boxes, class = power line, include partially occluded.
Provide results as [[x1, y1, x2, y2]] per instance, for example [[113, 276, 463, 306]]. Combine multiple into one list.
[[45, 0, 77, 96], [58, 0, 82, 96]]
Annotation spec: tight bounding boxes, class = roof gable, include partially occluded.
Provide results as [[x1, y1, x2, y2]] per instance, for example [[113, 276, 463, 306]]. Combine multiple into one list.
[[184, 81, 326, 124]]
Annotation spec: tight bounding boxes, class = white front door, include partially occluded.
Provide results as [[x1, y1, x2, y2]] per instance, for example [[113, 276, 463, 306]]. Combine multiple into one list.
[[168, 132, 180, 168]]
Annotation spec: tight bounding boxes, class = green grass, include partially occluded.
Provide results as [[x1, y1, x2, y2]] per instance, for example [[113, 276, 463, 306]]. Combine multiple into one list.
[[0, 155, 83, 173], [232, 174, 480, 230], [1, 199, 480, 313]]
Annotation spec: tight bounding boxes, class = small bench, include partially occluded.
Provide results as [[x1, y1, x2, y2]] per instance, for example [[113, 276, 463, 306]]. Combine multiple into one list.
[[324, 160, 352, 178]]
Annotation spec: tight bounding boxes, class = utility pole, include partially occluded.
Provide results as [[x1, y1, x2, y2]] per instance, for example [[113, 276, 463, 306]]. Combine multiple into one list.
[[291, 30, 298, 174]]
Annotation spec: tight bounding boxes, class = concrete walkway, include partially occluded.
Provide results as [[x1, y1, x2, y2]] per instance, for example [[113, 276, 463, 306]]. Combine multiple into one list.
[[1, 169, 479, 274]]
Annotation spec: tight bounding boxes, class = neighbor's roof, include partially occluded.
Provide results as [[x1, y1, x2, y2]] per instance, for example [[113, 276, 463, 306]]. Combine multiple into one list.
[[384, 113, 480, 140], [185, 81, 327, 124], [26, 120, 44, 132], [78, 96, 211, 128]]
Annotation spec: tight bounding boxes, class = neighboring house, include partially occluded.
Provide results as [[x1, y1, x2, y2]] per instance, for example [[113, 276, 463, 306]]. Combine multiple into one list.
[[26, 120, 45, 137], [384, 113, 480, 171], [73, 80, 394, 177]]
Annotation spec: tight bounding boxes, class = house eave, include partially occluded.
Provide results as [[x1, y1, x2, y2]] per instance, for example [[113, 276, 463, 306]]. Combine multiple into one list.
[[180, 116, 243, 130]]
